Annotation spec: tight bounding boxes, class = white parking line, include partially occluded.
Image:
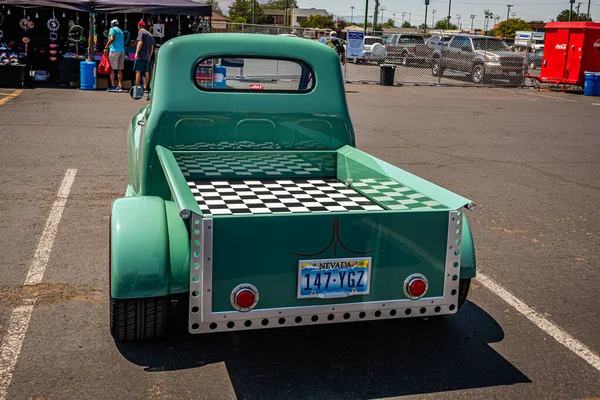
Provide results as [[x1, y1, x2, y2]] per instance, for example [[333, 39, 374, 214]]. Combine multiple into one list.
[[0, 169, 77, 400], [527, 93, 577, 102], [477, 272, 600, 372]]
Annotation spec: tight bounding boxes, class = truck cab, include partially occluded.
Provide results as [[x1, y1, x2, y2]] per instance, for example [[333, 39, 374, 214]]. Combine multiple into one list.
[[110, 34, 477, 340]]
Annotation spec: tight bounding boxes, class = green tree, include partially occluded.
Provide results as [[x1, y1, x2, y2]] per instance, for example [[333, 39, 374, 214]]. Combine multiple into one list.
[[556, 9, 592, 21], [203, 0, 222, 15], [228, 0, 267, 24], [232, 16, 247, 23], [419, 23, 428, 30], [263, 0, 299, 9], [434, 20, 457, 30], [336, 17, 348, 32], [382, 18, 395, 28], [299, 14, 335, 29], [401, 21, 411, 28], [492, 18, 531, 38]]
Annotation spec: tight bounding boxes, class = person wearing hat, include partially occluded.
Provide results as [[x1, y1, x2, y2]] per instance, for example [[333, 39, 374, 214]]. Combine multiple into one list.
[[134, 20, 155, 93], [104, 19, 125, 92]]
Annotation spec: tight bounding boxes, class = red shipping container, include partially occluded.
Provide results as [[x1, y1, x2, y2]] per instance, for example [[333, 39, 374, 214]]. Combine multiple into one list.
[[540, 22, 600, 86]]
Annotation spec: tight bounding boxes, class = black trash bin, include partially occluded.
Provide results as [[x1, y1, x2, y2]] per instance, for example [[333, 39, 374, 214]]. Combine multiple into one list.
[[380, 64, 395, 86]]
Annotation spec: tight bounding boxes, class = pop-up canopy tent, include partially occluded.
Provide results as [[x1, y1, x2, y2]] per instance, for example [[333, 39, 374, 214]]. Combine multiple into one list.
[[0, 0, 211, 15]]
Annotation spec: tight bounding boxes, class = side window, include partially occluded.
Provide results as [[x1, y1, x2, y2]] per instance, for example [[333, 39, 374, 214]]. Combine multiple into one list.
[[385, 35, 396, 44], [449, 37, 464, 49]]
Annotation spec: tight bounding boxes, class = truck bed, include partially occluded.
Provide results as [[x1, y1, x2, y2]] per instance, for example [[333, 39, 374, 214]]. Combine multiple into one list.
[[157, 145, 472, 219]]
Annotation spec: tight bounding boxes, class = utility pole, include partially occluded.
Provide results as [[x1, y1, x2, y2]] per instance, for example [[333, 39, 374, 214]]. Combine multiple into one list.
[[484, 9, 490, 31], [505, 5, 512, 39], [409, 12, 412, 24], [373, 0, 380, 32], [350, 6, 355, 23], [447, 0, 452, 26], [576, 2, 582, 20], [569, 0, 575, 21], [587, 0, 592, 20], [424, 0, 430, 34], [381, 5, 386, 26], [470, 14, 476, 31], [401, 11, 406, 25], [364, 0, 369, 33], [393, 12, 396, 26], [432, 9, 437, 26], [456, 13, 461, 30]]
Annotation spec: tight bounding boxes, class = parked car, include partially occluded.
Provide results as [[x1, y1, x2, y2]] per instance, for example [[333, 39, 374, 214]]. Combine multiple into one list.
[[384, 34, 429, 66], [526, 49, 544, 70], [425, 35, 454, 65], [431, 35, 527, 85], [350, 36, 387, 64], [111, 33, 477, 340]]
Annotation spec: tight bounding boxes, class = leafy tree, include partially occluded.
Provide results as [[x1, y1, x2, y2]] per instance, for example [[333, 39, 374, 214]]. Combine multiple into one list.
[[382, 18, 395, 28], [434, 20, 457, 30], [556, 9, 592, 21], [401, 21, 412, 28], [419, 23, 428, 29], [228, 0, 267, 24], [232, 16, 247, 23], [299, 14, 335, 29], [203, 0, 222, 15], [336, 17, 348, 32], [263, 0, 299, 9], [492, 18, 531, 38]]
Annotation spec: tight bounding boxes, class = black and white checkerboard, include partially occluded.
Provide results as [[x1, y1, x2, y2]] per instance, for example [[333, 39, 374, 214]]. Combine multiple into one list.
[[173, 139, 329, 151], [176, 153, 335, 179], [352, 178, 448, 210], [187, 179, 384, 216]]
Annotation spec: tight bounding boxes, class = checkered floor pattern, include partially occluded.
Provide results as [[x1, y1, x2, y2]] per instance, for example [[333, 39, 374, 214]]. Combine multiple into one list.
[[173, 139, 329, 151], [187, 179, 385, 216], [176, 153, 335, 179], [351, 178, 448, 210]]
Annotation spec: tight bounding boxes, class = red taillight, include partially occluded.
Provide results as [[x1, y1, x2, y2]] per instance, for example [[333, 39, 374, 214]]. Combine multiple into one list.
[[235, 289, 256, 309], [407, 278, 427, 298], [413, 45, 417, 53]]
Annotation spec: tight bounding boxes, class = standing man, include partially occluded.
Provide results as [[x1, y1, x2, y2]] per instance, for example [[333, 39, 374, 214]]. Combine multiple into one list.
[[104, 19, 125, 92], [324, 31, 346, 65], [134, 20, 155, 93]]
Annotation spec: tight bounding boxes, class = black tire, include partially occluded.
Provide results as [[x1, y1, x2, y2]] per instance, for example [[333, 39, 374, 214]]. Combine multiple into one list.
[[471, 64, 484, 84], [110, 296, 168, 340], [431, 58, 443, 77], [457, 278, 471, 310]]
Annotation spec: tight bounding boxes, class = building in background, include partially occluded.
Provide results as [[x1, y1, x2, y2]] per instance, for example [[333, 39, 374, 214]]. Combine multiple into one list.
[[264, 7, 330, 27]]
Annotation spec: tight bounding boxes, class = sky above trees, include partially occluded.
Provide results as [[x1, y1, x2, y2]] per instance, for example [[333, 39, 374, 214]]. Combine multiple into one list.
[[214, 0, 598, 29]]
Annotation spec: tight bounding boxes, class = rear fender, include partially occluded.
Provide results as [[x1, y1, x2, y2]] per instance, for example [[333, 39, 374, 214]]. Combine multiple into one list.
[[460, 215, 476, 279], [111, 196, 170, 299]]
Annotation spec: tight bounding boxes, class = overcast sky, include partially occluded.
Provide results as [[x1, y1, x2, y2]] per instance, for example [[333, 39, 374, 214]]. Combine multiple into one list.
[[218, 0, 599, 30]]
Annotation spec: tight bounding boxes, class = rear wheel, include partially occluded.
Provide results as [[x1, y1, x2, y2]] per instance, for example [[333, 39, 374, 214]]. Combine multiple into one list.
[[471, 64, 485, 84], [457, 278, 471, 310], [110, 296, 168, 341]]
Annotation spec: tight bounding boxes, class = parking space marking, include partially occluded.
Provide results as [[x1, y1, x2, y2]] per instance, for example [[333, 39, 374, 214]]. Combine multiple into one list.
[[0, 169, 77, 400], [477, 272, 600, 372], [527, 93, 577, 102], [0, 90, 23, 106]]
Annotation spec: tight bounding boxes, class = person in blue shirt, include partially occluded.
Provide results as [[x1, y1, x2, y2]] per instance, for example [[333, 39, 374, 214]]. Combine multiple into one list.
[[104, 19, 125, 92]]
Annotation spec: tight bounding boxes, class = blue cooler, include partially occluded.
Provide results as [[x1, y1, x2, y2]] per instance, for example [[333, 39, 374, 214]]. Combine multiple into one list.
[[80, 61, 96, 90], [583, 72, 597, 96], [213, 65, 226, 89]]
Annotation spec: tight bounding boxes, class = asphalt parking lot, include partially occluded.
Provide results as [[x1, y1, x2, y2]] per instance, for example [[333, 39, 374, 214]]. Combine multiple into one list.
[[0, 84, 599, 399]]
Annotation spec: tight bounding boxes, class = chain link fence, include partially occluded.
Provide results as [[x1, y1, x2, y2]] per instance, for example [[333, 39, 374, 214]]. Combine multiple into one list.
[[212, 23, 541, 88]]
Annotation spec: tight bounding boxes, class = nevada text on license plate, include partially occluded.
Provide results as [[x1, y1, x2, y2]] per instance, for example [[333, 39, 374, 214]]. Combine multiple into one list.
[[297, 257, 371, 299]]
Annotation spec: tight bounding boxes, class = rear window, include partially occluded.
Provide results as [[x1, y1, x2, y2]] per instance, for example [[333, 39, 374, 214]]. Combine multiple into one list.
[[365, 37, 384, 45], [398, 36, 424, 44], [195, 57, 315, 93]]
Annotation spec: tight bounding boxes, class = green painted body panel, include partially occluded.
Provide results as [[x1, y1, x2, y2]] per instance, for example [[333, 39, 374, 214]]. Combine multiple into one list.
[[111, 197, 170, 299], [211, 211, 450, 312], [112, 33, 477, 302]]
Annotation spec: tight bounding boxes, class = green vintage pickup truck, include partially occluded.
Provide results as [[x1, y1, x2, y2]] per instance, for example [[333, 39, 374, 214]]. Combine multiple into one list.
[[110, 33, 476, 341]]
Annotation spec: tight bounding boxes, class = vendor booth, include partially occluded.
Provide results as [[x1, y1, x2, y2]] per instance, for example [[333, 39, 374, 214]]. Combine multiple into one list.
[[0, 0, 211, 88]]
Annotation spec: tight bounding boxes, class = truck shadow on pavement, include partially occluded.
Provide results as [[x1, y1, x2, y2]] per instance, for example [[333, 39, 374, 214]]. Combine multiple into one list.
[[116, 301, 530, 399]]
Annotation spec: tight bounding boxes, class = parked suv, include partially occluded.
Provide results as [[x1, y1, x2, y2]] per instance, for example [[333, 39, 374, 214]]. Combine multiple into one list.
[[385, 34, 429, 66], [431, 35, 527, 85], [350, 36, 387, 64]]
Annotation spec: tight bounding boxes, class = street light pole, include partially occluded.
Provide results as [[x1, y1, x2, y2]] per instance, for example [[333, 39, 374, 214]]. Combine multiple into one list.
[[350, 5, 355, 23], [381, 6, 386, 26], [424, 0, 429, 34], [373, 0, 380, 32], [587, 0, 592, 20], [401, 12, 406, 25], [470, 14, 476, 31], [569, 0, 575, 21], [456, 13, 461, 30], [364, 0, 369, 32], [505, 5, 512, 39], [447, 0, 452, 26], [432, 9, 437, 26], [576, 2, 581, 20]]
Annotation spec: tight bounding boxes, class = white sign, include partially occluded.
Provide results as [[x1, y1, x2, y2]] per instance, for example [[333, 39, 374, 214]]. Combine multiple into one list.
[[153, 23, 164, 38], [347, 31, 365, 58]]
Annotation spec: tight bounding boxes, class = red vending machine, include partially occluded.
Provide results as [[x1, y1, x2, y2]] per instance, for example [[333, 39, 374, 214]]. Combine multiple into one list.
[[540, 22, 600, 86]]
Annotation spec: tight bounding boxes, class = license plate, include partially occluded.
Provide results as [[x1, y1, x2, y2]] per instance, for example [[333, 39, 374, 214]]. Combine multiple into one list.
[[509, 72, 517, 76], [297, 257, 371, 299]]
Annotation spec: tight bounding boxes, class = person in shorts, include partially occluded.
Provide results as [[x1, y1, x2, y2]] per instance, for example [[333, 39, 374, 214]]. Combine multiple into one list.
[[104, 19, 125, 92], [134, 21, 155, 93]]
